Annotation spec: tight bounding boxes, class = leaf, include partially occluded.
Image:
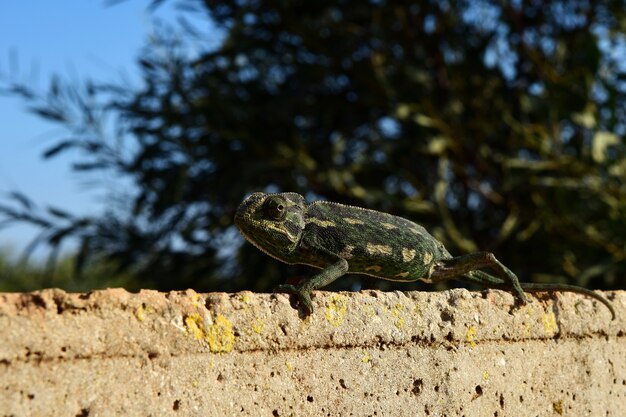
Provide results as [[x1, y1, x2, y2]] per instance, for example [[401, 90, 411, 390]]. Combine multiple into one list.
[[43, 140, 77, 159], [47, 207, 73, 219], [8, 191, 34, 210], [572, 106, 596, 128], [592, 131, 619, 163], [29, 106, 67, 122]]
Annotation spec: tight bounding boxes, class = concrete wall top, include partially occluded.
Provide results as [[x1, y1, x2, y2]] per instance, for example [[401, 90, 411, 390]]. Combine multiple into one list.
[[1, 288, 624, 416]]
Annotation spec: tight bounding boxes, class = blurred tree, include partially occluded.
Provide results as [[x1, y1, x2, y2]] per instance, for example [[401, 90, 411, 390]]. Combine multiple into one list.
[[1, 0, 625, 293]]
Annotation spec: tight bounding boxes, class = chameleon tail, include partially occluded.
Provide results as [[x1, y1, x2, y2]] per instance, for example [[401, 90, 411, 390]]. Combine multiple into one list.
[[461, 271, 616, 320], [517, 282, 616, 320]]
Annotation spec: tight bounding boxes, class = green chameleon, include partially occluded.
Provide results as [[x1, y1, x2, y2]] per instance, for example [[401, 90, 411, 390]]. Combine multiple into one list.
[[235, 192, 615, 320]]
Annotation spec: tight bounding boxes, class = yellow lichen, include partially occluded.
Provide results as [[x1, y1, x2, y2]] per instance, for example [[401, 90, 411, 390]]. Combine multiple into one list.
[[285, 362, 294, 371], [185, 313, 206, 340], [553, 400, 564, 415], [363, 303, 377, 317], [413, 304, 421, 315], [325, 294, 348, 327], [135, 304, 154, 322], [206, 314, 235, 353], [542, 312, 557, 334], [361, 351, 371, 363], [241, 293, 250, 304], [135, 305, 146, 322], [466, 326, 477, 349], [483, 371, 490, 381], [523, 322, 532, 336], [190, 293, 203, 308], [388, 303, 405, 329], [252, 318, 264, 334]]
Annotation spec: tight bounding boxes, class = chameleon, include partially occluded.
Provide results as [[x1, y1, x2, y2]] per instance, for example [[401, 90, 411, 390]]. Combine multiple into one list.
[[234, 191, 616, 320]]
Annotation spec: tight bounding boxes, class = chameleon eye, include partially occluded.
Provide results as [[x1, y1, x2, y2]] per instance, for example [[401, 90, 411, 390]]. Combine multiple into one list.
[[263, 196, 287, 221]]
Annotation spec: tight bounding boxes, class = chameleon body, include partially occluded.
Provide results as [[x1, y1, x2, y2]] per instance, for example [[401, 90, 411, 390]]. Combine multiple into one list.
[[235, 192, 615, 319]]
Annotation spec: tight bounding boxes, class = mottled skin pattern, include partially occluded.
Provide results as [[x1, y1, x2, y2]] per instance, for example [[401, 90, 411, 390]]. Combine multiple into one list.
[[235, 192, 615, 319]]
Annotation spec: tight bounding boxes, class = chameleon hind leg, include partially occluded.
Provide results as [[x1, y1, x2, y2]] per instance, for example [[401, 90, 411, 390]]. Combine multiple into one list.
[[429, 252, 529, 304]]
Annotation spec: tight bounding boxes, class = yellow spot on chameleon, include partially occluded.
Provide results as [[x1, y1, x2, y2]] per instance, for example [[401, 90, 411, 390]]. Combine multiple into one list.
[[308, 217, 336, 228], [542, 312, 557, 334], [402, 248, 416, 262], [381, 222, 397, 230], [206, 315, 235, 353], [365, 265, 382, 272], [339, 245, 355, 259], [366, 243, 393, 255], [423, 251, 433, 265], [266, 222, 298, 241], [394, 272, 409, 279], [467, 326, 477, 349], [344, 217, 364, 225], [409, 227, 423, 236], [325, 294, 348, 327]]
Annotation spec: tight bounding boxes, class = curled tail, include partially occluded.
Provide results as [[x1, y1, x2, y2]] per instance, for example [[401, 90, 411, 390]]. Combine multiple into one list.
[[461, 271, 616, 320]]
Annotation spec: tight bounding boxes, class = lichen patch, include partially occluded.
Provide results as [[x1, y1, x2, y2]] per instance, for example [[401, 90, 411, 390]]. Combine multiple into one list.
[[325, 294, 348, 327], [206, 315, 235, 353]]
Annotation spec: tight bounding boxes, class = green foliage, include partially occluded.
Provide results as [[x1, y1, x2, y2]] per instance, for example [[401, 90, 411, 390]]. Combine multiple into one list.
[[0, 248, 138, 292], [1, 0, 626, 292]]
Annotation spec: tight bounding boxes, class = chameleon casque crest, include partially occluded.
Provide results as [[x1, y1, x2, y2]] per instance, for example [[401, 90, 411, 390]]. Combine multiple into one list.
[[235, 192, 615, 319]]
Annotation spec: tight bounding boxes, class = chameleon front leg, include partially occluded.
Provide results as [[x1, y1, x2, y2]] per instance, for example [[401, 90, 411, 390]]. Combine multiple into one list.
[[429, 252, 529, 304], [275, 245, 349, 314]]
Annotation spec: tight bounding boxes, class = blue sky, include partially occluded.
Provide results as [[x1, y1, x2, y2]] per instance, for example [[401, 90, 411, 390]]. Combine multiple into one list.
[[0, 1, 182, 256]]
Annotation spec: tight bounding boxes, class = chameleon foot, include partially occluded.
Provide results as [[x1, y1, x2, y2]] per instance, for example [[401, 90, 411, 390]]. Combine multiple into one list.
[[274, 284, 314, 314]]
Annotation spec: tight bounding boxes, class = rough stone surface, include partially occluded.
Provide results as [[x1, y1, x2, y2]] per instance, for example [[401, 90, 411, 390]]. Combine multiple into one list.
[[0, 288, 624, 416]]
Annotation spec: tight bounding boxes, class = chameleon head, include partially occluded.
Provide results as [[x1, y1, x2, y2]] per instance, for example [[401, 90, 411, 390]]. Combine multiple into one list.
[[234, 192, 307, 260]]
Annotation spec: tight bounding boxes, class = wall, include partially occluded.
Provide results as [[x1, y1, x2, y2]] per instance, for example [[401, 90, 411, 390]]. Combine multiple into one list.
[[1, 288, 624, 416]]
